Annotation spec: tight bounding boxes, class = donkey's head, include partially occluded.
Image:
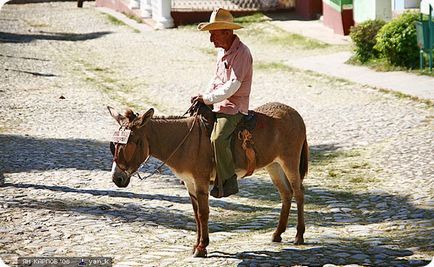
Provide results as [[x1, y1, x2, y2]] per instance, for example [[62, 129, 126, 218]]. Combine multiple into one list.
[[108, 106, 154, 188]]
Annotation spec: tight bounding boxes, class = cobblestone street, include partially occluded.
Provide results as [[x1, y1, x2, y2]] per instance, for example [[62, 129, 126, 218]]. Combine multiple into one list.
[[0, 2, 433, 266]]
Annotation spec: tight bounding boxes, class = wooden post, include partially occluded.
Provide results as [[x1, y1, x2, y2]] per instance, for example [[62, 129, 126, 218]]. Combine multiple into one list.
[[77, 0, 84, 8]]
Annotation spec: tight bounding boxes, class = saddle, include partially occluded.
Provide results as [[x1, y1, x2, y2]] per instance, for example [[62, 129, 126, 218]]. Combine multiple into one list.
[[188, 101, 257, 177]]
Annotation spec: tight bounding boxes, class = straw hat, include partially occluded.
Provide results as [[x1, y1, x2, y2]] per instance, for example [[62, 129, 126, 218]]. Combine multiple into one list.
[[197, 8, 243, 31]]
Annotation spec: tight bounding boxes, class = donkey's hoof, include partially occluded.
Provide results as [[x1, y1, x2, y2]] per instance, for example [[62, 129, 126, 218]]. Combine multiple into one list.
[[193, 246, 207, 258], [272, 235, 282, 243], [294, 237, 304, 245]]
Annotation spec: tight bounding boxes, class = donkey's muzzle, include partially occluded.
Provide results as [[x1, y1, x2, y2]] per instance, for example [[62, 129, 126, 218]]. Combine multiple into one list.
[[112, 173, 130, 188], [111, 163, 131, 188]]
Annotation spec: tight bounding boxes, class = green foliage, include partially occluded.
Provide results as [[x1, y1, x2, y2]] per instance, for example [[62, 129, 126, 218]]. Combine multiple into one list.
[[350, 19, 386, 63], [374, 12, 420, 68]]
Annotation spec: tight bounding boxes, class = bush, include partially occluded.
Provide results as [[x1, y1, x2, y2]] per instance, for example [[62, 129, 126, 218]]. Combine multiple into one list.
[[350, 19, 386, 63], [374, 12, 420, 68]]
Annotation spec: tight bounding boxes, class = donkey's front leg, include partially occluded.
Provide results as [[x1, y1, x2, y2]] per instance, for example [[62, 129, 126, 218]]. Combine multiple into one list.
[[193, 190, 209, 257], [188, 193, 201, 254]]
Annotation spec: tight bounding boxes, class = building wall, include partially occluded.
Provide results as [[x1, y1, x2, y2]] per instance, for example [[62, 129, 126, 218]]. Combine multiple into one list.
[[172, 0, 296, 11], [376, 0, 392, 20], [354, 0, 375, 23], [393, 0, 421, 10]]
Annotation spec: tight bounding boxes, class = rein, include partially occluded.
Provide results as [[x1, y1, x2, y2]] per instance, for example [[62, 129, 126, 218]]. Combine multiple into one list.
[[137, 106, 199, 181]]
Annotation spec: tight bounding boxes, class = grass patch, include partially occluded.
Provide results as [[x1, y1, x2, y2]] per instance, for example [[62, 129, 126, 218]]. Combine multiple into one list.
[[103, 14, 140, 32], [328, 170, 339, 178], [72, 59, 168, 111], [351, 162, 370, 169], [242, 23, 328, 50], [303, 69, 353, 85], [311, 150, 361, 167], [105, 14, 127, 26], [347, 54, 434, 78], [349, 176, 378, 184], [377, 88, 433, 107], [346, 56, 407, 72], [234, 12, 271, 26], [270, 31, 328, 49], [123, 12, 143, 24], [255, 61, 295, 72], [309, 149, 381, 191]]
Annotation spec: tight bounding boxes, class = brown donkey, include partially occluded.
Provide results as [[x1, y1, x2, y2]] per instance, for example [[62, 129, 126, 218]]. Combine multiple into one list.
[[108, 102, 308, 257]]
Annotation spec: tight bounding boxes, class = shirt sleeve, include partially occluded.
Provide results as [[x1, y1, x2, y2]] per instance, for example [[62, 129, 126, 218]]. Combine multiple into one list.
[[203, 48, 252, 104], [203, 77, 241, 104]]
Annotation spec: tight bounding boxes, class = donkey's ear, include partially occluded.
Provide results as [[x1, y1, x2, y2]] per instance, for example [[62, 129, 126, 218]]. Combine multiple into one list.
[[107, 106, 126, 126], [138, 108, 154, 127]]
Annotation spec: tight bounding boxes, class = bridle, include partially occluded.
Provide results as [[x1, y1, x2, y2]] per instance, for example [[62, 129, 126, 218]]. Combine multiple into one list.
[[110, 123, 142, 177], [111, 104, 200, 181]]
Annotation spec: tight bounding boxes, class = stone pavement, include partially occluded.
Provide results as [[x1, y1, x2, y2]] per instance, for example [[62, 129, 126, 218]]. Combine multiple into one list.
[[0, 2, 433, 267], [101, 8, 434, 101]]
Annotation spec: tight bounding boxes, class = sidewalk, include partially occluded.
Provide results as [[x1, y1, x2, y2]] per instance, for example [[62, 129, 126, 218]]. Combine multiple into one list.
[[272, 19, 434, 101], [290, 51, 434, 101], [271, 19, 350, 45]]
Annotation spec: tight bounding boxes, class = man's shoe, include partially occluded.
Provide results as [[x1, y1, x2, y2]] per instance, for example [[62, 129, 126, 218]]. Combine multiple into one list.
[[210, 184, 221, 198], [210, 176, 239, 198], [221, 176, 238, 197]]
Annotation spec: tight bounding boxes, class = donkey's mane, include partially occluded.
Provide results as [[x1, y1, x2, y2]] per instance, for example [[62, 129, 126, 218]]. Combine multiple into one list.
[[152, 115, 188, 120], [124, 109, 189, 124]]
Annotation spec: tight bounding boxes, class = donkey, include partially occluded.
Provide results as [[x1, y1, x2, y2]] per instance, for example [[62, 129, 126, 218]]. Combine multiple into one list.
[[108, 102, 308, 257]]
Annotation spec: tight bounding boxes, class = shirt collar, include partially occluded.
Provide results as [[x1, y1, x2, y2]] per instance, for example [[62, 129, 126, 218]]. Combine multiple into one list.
[[223, 35, 241, 58]]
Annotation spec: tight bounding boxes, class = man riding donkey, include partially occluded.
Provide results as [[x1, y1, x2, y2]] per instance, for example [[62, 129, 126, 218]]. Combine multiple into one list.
[[192, 8, 253, 198]]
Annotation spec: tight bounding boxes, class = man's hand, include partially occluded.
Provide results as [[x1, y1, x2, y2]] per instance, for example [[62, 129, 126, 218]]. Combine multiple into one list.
[[191, 94, 205, 104]]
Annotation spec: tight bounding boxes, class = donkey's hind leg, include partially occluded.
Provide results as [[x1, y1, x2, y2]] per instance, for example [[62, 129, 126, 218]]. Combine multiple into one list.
[[279, 159, 305, 245], [266, 162, 293, 243]]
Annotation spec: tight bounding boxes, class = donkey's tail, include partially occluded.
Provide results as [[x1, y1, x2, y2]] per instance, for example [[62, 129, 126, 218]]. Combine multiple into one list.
[[299, 138, 309, 180]]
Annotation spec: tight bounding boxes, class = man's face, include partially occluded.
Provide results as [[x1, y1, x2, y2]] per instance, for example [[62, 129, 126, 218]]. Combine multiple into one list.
[[209, 30, 228, 48]]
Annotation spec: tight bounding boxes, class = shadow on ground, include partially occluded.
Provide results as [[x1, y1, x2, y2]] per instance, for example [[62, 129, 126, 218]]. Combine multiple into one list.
[[4, 182, 269, 214], [0, 30, 112, 43], [0, 134, 112, 174], [209, 244, 429, 266]]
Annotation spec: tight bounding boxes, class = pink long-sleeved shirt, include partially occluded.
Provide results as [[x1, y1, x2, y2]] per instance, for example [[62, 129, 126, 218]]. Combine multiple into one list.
[[203, 35, 253, 115]]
